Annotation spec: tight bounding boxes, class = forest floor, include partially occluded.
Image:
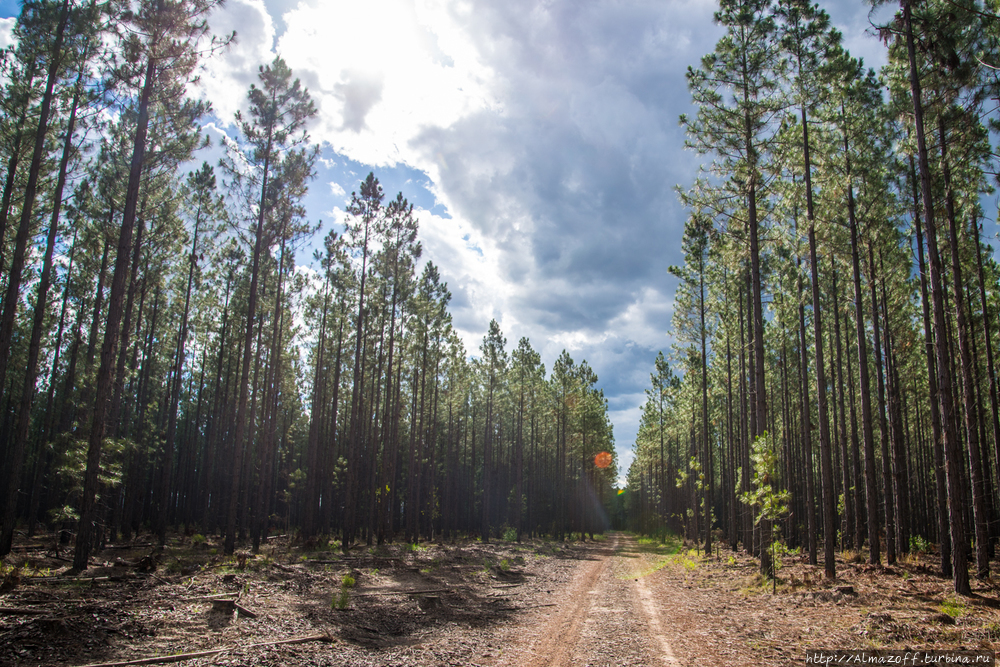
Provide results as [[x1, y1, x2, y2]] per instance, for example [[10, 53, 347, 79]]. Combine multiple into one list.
[[1, 531, 999, 666]]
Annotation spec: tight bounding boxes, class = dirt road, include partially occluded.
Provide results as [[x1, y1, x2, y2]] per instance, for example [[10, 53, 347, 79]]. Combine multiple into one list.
[[488, 533, 681, 666], [5, 531, 999, 666]]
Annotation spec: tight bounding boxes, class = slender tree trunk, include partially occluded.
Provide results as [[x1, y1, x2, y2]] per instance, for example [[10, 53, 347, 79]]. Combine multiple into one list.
[[74, 54, 157, 571], [0, 62, 40, 279], [832, 267, 856, 551], [0, 52, 82, 556], [797, 257, 817, 565], [845, 136, 880, 565], [910, 155, 951, 575], [700, 263, 712, 555], [880, 254, 911, 554], [225, 104, 276, 555], [938, 117, 989, 579], [903, 0, 969, 594], [868, 246, 896, 564], [158, 191, 204, 544], [0, 0, 70, 401]]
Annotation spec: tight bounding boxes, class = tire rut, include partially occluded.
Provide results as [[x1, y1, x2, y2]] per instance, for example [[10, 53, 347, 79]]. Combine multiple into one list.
[[493, 533, 679, 667]]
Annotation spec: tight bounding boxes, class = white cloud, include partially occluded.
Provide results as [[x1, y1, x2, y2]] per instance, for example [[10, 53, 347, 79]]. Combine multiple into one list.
[[274, 0, 493, 169], [197, 0, 277, 122], [0, 17, 15, 50]]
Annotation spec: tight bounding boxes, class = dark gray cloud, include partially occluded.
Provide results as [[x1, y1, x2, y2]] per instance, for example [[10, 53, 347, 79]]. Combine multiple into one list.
[[406, 0, 890, 469]]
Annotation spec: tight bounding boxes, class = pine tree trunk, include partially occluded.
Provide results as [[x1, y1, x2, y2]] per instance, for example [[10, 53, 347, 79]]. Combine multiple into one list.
[[798, 266, 817, 565], [910, 156, 951, 576], [809, 224, 835, 578], [74, 54, 156, 571], [225, 120, 274, 555], [938, 117, 989, 579], [832, 267, 856, 551], [846, 147, 881, 565], [868, 246, 897, 564], [903, 0, 970, 594], [0, 0, 70, 403], [0, 54, 81, 556]]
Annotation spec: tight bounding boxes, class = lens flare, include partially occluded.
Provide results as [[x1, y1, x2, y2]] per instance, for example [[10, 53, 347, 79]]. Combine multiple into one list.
[[594, 451, 612, 468]]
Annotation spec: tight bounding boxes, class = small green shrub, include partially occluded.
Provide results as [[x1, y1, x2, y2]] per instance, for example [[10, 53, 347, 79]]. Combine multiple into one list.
[[910, 535, 932, 554], [192, 533, 206, 546], [502, 526, 517, 542], [341, 574, 356, 588], [942, 595, 967, 618], [333, 588, 350, 609]]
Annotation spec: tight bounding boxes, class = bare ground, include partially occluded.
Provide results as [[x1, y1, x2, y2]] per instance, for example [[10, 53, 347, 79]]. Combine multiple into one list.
[[2, 532, 999, 666]]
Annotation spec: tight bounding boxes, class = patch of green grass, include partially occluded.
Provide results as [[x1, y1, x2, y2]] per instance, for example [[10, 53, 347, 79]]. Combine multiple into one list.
[[678, 550, 700, 571], [499, 558, 511, 572], [737, 573, 771, 596], [942, 595, 967, 618]]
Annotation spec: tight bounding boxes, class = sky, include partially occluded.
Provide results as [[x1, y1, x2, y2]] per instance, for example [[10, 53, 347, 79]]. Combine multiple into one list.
[[0, 0, 895, 485]]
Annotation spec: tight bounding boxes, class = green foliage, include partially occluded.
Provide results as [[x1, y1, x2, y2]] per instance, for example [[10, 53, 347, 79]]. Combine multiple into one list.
[[909, 535, 932, 554], [737, 432, 790, 526], [334, 588, 350, 609], [941, 596, 967, 618], [502, 526, 517, 542]]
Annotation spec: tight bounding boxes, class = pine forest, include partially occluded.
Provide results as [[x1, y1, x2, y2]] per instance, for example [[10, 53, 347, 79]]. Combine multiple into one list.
[[2, 0, 1000, 662]]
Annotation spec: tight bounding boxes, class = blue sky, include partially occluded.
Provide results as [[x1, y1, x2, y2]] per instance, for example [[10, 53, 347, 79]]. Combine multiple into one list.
[[0, 0, 898, 484]]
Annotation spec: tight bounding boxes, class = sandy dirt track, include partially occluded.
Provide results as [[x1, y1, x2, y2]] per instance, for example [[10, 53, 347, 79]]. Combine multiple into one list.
[[489, 533, 679, 666]]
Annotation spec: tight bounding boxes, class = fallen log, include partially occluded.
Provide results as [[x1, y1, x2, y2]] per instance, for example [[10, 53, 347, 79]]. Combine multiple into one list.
[[77, 633, 333, 667]]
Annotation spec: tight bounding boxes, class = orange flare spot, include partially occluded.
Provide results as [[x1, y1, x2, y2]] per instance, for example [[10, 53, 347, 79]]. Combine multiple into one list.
[[594, 451, 612, 468]]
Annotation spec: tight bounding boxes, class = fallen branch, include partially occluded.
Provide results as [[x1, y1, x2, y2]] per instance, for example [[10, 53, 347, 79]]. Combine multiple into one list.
[[353, 588, 450, 596], [178, 593, 237, 602], [23, 575, 133, 585], [233, 601, 257, 618], [99, 544, 155, 550], [7, 544, 50, 552], [0, 607, 51, 615], [304, 557, 402, 564], [77, 633, 332, 667]]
